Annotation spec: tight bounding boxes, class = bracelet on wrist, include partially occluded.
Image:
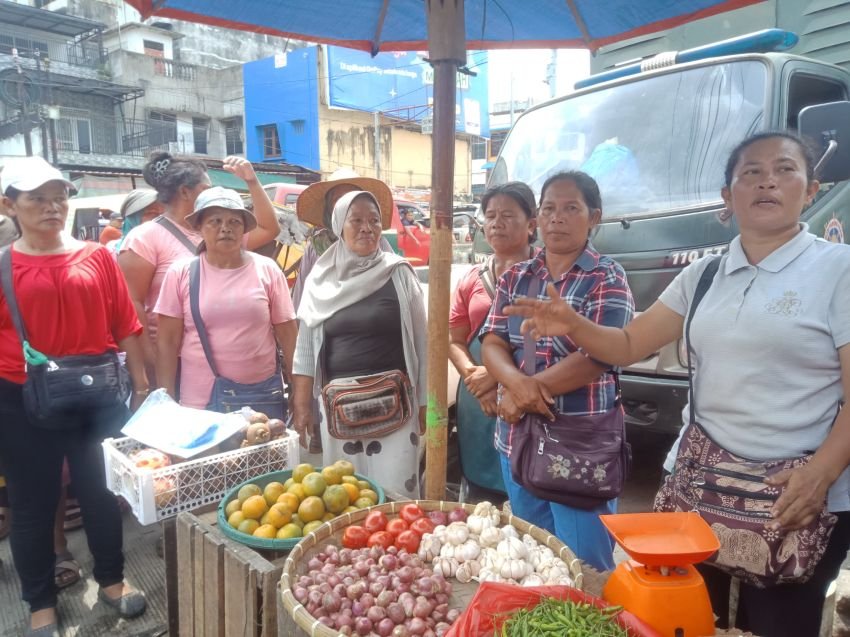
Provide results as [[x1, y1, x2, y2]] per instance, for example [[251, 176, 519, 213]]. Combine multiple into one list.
[[133, 388, 151, 396]]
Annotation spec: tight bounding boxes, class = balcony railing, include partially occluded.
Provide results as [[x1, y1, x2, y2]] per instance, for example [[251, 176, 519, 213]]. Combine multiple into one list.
[[152, 58, 197, 81]]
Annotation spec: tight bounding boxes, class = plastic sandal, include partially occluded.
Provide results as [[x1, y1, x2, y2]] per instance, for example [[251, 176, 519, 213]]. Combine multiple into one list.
[[54, 551, 81, 590], [97, 587, 147, 619]]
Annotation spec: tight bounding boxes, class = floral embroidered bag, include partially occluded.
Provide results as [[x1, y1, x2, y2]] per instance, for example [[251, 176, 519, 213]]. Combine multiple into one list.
[[653, 257, 837, 588], [508, 277, 631, 510]]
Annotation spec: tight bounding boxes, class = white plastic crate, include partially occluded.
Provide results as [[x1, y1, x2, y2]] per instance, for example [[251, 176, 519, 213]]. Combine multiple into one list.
[[102, 430, 300, 525]]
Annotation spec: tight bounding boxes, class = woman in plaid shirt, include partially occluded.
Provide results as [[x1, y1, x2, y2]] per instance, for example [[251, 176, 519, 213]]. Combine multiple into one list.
[[481, 171, 634, 571]]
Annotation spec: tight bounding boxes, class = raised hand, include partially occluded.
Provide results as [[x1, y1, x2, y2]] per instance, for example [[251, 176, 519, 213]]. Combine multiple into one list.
[[222, 156, 258, 183], [504, 282, 579, 339]]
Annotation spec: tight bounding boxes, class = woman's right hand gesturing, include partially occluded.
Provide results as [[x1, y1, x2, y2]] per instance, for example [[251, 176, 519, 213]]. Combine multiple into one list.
[[291, 409, 312, 449], [503, 283, 580, 339]]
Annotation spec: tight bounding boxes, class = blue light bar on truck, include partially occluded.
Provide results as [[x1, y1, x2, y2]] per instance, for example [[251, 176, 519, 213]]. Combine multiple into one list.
[[575, 29, 799, 90]]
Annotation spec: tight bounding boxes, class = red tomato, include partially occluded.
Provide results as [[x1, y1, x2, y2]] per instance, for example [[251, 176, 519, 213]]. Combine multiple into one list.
[[394, 529, 421, 553], [367, 530, 394, 550], [399, 504, 425, 525], [342, 525, 370, 549], [385, 518, 409, 538], [363, 510, 389, 534], [409, 517, 435, 536]]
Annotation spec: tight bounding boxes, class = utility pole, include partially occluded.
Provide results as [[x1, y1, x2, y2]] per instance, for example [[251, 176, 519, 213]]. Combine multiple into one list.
[[35, 51, 49, 161], [374, 110, 381, 180]]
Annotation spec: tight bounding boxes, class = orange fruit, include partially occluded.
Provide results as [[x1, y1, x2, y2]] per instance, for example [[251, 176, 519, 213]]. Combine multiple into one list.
[[334, 460, 356, 477], [353, 497, 374, 509], [241, 495, 269, 520], [283, 477, 295, 490], [303, 520, 323, 535], [237, 483, 262, 505], [237, 519, 260, 535], [277, 492, 300, 511], [277, 523, 302, 539], [359, 489, 379, 505], [302, 473, 327, 497], [227, 511, 246, 528], [357, 480, 371, 491], [265, 503, 292, 529], [286, 483, 306, 502], [290, 514, 305, 529], [321, 466, 342, 485], [322, 512, 335, 522], [341, 483, 360, 503], [225, 499, 241, 517], [341, 475, 359, 486], [323, 484, 350, 514], [298, 496, 326, 523], [253, 524, 277, 539], [343, 506, 359, 514], [263, 482, 286, 507], [292, 463, 315, 483]]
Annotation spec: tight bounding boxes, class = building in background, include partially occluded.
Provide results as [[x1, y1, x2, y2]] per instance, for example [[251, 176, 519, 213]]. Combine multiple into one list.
[[1, 0, 317, 193], [244, 45, 489, 199]]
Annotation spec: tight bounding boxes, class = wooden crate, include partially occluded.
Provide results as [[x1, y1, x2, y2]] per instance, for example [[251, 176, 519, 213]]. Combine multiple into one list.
[[170, 511, 287, 637]]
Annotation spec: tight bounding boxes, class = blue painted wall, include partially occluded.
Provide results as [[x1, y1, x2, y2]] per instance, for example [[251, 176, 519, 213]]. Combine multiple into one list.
[[243, 47, 320, 170]]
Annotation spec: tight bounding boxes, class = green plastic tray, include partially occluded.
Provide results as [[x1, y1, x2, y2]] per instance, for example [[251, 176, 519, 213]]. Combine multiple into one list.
[[216, 467, 385, 551]]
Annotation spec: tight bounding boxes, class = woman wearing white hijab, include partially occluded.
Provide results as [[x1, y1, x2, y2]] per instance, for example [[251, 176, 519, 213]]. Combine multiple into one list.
[[292, 190, 426, 498]]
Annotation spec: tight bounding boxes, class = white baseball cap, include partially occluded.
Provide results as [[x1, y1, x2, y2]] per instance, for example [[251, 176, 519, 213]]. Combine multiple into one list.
[[185, 186, 257, 232], [1, 156, 75, 195]]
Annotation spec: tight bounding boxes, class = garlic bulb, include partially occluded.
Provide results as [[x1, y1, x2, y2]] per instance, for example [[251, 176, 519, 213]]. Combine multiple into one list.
[[457, 539, 481, 563], [478, 526, 503, 548], [432, 556, 458, 578], [418, 535, 441, 561], [499, 558, 529, 581], [439, 543, 457, 560], [465, 514, 487, 535], [432, 525, 448, 541], [521, 573, 545, 587], [446, 522, 469, 546], [497, 537, 529, 561], [501, 525, 519, 540], [472, 501, 501, 525], [455, 560, 480, 584]]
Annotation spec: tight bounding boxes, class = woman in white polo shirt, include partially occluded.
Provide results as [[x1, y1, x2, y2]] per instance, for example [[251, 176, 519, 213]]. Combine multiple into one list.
[[503, 132, 850, 637]]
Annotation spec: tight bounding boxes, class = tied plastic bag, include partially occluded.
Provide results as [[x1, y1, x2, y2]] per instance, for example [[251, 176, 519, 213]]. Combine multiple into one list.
[[121, 389, 246, 458], [445, 582, 661, 637]]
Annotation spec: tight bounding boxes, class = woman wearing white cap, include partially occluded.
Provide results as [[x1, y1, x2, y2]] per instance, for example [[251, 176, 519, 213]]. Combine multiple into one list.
[[154, 187, 297, 419], [0, 156, 149, 635], [118, 152, 281, 387]]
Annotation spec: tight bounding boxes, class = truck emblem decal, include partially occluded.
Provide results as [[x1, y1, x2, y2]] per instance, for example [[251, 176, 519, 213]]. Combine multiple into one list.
[[824, 215, 844, 244]]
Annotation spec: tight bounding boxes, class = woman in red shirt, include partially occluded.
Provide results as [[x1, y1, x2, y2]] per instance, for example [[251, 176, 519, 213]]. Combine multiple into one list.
[[0, 157, 149, 635]]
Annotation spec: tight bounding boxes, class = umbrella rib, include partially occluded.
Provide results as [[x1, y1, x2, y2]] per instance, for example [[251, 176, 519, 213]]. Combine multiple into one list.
[[563, 0, 593, 49], [372, 0, 392, 56]]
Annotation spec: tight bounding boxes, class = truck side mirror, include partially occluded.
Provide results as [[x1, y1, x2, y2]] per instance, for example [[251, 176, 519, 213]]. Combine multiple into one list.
[[799, 101, 850, 184]]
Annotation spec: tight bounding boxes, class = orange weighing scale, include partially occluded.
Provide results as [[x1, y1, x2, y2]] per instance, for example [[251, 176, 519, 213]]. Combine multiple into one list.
[[600, 512, 720, 637]]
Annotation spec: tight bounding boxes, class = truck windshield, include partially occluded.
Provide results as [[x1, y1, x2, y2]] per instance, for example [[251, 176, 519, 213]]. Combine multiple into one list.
[[491, 60, 767, 218]]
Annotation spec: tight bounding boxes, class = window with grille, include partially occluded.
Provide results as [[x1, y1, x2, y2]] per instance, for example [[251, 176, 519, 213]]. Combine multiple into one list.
[[261, 125, 281, 158], [148, 111, 177, 147], [56, 108, 92, 154], [471, 136, 487, 160], [0, 33, 48, 58], [192, 117, 208, 154], [223, 118, 243, 155]]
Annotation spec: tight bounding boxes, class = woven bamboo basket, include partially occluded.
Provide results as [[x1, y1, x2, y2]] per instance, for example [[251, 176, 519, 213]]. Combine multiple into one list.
[[279, 499, 584, 637]]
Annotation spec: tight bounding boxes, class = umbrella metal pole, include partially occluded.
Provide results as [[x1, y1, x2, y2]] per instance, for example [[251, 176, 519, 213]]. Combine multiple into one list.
[[424, 0, 465, 501]]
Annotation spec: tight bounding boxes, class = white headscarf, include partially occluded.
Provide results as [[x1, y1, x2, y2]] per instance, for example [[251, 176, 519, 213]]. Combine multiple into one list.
[[298, 190, 407, 328]]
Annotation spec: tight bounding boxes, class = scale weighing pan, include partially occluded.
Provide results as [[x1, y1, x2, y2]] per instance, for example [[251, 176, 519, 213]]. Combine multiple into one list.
[[600, 512, 720, 567]]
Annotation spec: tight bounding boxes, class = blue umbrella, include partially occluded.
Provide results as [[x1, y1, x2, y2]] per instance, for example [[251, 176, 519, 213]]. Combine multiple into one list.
[[126, 0, 764, 499]]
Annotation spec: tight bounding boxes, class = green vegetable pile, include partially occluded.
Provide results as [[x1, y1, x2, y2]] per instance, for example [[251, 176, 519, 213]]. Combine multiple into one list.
[[497, 597, 630, 637]]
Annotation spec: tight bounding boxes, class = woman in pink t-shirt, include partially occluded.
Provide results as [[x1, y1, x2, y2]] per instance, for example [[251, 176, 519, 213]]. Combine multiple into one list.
[[154, 187, 297, 413], [118, 152, 282, 386]]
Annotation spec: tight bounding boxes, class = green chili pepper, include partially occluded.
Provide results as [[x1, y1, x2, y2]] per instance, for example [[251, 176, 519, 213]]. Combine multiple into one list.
[[496, 597, 630, 637]]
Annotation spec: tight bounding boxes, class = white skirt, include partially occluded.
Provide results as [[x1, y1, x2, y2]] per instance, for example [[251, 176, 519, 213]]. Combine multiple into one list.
[[317, 399, 421, 499]]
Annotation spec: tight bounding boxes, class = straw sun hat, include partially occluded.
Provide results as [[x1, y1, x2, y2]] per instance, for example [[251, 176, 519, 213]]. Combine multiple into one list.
[[296, 174, 394, 230]]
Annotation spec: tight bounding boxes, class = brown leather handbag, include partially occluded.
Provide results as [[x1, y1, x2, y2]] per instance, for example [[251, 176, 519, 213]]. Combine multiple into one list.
[[653, 257, 837, 588], [508, 277, 631, 510], [322, 370, 412, 440]]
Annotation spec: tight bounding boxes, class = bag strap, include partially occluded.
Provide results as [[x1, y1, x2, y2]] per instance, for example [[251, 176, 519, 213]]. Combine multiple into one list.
[[156, 216, 198, 254], [188, 257, 221, 378], [521, 276, 542, 376], [0, 247, 26, 342], [685, 257, 722, 424], [477, 257, 497, 300]]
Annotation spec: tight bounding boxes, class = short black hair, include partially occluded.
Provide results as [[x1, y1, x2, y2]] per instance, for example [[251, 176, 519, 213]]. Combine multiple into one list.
[[4, 186, 22, 201], [142, 151, 208, 205], [480, 181, 538, 244], [724, 131, 817, 187], [539, 171, 602, 211]]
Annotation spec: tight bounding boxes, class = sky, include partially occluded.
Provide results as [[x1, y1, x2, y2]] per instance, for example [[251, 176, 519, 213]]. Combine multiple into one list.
[[486, 49, 592, 109]]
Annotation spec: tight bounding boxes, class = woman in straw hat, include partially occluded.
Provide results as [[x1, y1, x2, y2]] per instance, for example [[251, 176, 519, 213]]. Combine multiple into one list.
[[154, 187, 297, 417], [292, 189, 426, 498]]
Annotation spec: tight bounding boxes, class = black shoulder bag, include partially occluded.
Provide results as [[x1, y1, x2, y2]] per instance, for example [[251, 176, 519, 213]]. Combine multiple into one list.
[[188, 257, 287, 419], [0, 248, 130, 428]]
